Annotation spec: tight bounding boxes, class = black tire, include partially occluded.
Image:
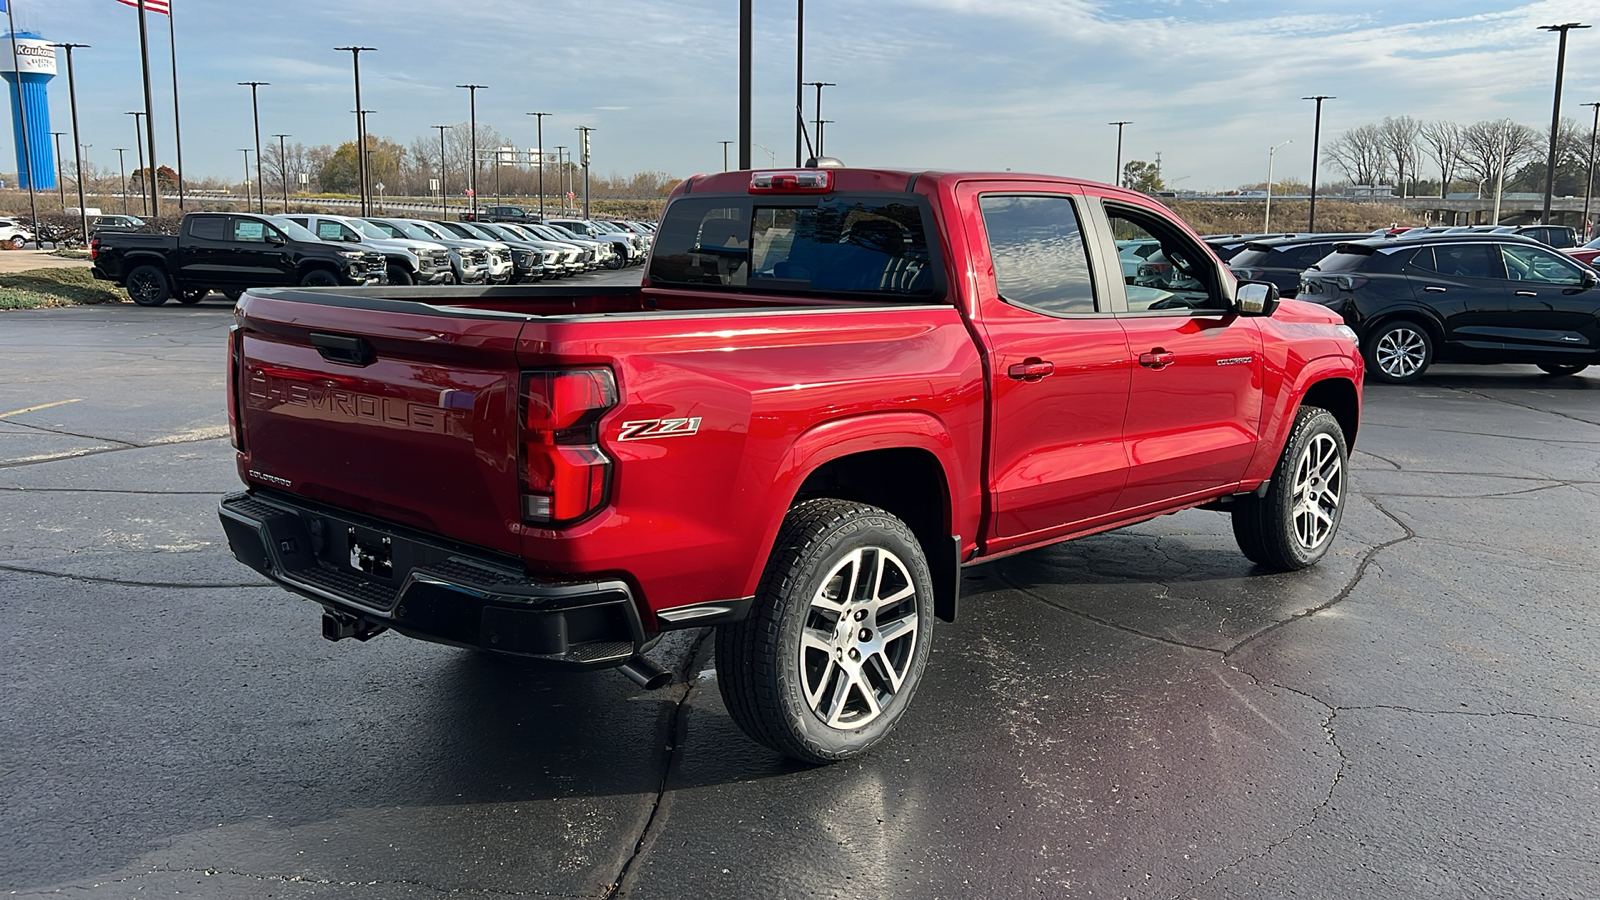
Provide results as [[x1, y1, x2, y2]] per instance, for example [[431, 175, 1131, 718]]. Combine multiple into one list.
[[1364, 320, 1432, 383], [1232, 406, 1350, 571], [387, 265, 414, 286], [125, 265, 171, 307], [604, 249, 625, 270], [440, 270, 458, 285], [716, 498, 935, 764], [9, 234, 25, 250], [176, 287, 207, 305], [299, 268, 339, 287], [1537, 363, 1589, 376], [222, 288, 245, 303]]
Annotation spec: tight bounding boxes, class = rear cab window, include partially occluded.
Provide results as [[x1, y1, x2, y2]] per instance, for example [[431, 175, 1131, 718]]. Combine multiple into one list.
[[648, 193, 941, 299], [187, 216, 226, 241]]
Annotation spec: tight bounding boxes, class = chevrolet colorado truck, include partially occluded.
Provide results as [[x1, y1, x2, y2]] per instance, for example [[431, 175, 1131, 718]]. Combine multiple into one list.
[[93, 212, 386, 306], [218, 167, 1364, 763]]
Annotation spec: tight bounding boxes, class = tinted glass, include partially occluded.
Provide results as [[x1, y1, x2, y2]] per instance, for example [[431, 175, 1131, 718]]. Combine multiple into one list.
[[1294, 244, 1335, 268], [187, 216, 226, 240], [264, 217, 321, 243], [1310, 247, 1371, 273], [1106, 205, 1224, 311], [1227, 247, 1272, 267], [233, 219, 268, 242], [1502, 244, 1586, 285], [1415, 243, 1495, 278], [979, 195, 1096, 315]]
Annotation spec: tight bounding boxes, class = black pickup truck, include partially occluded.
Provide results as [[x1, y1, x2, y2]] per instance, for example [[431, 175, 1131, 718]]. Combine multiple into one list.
[[461, 205, 541, 225], [91, 212, 387, 306]]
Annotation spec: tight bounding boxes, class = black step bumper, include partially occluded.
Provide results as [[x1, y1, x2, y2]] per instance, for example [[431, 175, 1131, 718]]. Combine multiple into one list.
[[218, 491, 645, 667]]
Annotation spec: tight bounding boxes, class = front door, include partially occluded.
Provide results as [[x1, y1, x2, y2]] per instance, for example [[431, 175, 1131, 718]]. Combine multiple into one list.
[[961, 184, 1132, 546], [1497, 242, 1600, 361], [1098, 200, 1265, 511]]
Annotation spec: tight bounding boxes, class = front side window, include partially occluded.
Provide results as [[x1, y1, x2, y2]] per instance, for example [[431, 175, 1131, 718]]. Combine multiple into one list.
[[234, 219, 268, 242], [1105, 205, 1225, 312], [978, 194, 1096, 315], [1502, 244, 1586, 285]]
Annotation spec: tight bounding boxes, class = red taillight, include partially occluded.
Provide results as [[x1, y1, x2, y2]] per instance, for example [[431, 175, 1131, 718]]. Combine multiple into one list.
[[749, 169, 832, 193], [89, 237, 99, 261], [520, 368, 617, 526], [227, 326, 244, 452]]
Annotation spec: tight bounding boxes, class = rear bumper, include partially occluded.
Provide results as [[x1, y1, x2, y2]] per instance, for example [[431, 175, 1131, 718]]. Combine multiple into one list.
[[218, 490, 646, 668]]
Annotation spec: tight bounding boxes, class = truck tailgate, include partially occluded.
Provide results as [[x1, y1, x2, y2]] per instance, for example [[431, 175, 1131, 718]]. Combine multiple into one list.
[[235, 292, 527, 556]]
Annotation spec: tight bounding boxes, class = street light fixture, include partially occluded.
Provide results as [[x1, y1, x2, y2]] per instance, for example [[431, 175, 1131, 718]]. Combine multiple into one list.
[[1109, 121, 1131, 187], [1537, 23, 1589, 225], [272, 133, 290, 213], [457, 84, 486, 218], [804, 81, 835, 160], [334, 46, 375, 214], [575, 125, 594, 218], [238, 81, 269, 213], [1264, 139, 1292, 232], [239, 148, 252, 209], [52, 43, 90, 241], [526, 112, 550, 219], [720, 140, 733, 171], [49, 131, 66, 210], [113, 148, 128, 215], [1303, 95, 1335, 232]]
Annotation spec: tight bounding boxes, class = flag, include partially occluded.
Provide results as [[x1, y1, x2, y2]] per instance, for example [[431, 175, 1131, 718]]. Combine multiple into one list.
[[114, 0, 171, 14]]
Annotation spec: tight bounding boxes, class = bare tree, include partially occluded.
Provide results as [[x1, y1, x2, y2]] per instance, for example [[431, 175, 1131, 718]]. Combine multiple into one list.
[[1418, 120, 1463, 197], [1459, 119, 1542, 195], [1378, 116, 1422, 199], [1324, 123, 1389, 188]]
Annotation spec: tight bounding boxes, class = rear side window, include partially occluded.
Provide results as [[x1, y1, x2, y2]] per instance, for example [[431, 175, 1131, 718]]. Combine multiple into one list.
[[1227, 246, 1272, 268], [1312, 247, 1373, 273], [979, 194, 1096, 315], [649, 195, 938, 297], [1412, 244, 1495, 278], [187, 217, 226, 240], [1294, 244, 1335, 268]]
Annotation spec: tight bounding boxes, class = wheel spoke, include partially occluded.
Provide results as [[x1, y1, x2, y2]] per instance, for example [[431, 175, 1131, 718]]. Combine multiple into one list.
[[823, 668, 855, 727], [866, 648, 907, 692], [805, 658, 842, 713], [876, 612, 917, 646], [800, 629, 834, 658]]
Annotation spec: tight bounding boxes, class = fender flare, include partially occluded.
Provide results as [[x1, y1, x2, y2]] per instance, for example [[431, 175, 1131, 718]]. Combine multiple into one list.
[[740, 411, 967, 599], [1244, 355, 1363, 484]]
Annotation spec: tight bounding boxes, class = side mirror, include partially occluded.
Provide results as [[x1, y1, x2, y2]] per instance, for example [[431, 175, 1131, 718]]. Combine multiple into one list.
[[1235, 280, 1280, 317], [1582, 269, 1598, 290], [345, 234, 361, 242]]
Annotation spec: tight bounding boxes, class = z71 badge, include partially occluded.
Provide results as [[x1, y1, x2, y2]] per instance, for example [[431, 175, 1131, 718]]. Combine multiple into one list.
[[618, 417, 702, 441]]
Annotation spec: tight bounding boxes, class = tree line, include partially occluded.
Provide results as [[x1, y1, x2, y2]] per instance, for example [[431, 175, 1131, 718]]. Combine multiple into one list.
[[1322, 115, 1595, 199]]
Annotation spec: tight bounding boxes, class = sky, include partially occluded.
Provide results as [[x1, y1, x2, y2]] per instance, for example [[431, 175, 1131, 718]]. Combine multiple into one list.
[[3, 0, 1597, 193]]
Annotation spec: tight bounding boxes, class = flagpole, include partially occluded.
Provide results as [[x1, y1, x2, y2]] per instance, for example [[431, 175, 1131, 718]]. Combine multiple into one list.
[[6, 2, 39, 236], [167, 3, 183, 209], [136, 0, 158, 217]]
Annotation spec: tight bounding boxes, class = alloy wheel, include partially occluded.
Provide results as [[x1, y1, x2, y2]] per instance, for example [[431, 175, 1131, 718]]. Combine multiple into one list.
[[1375, 326, 1427, 379], [799, 546, 920, 730], [1291, 433, 1343, 551]]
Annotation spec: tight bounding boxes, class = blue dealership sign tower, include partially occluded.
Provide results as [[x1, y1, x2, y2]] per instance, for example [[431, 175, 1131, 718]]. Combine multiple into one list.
[[1, 31, 55, 190]]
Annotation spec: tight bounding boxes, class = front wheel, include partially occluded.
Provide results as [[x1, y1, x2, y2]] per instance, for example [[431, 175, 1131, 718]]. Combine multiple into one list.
[[1364, 320, 1432, 383], [387, 265, 414, 286], [1232, 406, 1349, 571], [1537, 363, 1589, 377], [8, 234, 25, 250], [299, 269, 339, 287], [716, 499, 934, 764], [604, 251, 625, 270], [176, 287, 207, 305], [125, 265, 171, 307]]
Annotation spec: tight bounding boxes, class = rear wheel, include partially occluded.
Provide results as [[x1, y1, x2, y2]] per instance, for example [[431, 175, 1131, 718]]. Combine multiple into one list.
[[387, 265, 414, 286], [126, 265, 170, 307], [299, 268, 338, 287], [717, 499, 934, 764], [176, 288, 207, 305], [222, 288, 244, 303], [1537, 363, 1589, 377], [1364, 320, 1432, 383], [1232, 406, 1349, 571], [8, 234, 25, 250]]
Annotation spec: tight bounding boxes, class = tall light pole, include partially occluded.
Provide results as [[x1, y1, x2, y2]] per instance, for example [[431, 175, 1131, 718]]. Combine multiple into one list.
[[135, 0, 159, 217], [1303, 95, 1334, 232], [738, 0, 751, 170], [354, 109, 374, 205], [334, 47, 375, 214], [817, 120, 833, 158], [527, 112, 549, 220], [457, 84, 486, 218], [50, 131, 66, 210], [1492, 119, 1513, 225], [237, 81, 269, 213], [126, 112, 147, 216], [1538, 23, 1589, 225], [576, 125, 594, 218], [433, 124, 451, 220], [795, 0, 805, 165], [114, 148, 128, 215], [1582, 101, 1599, 240], [554, 146, 567, 214], [1109, 121, 1131, 187], [1264, 139, 1292, 232], [239, 148, 252, 209], [272, 133, 290, 213], [52, 43, 90, 241], [720, 140, 733, 171], [805, 81, 835, 160]]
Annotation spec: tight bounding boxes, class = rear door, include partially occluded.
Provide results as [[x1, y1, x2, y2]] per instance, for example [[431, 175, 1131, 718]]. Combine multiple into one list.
[[1095, 198, 1265, 511], [177, 215, 236, 285], [960, 182, 1132, 543], [1498, 242, 1600, 359], [1405, 242, 1509, 352]]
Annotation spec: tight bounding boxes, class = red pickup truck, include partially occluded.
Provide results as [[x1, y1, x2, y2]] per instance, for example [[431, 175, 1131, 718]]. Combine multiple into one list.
[[219, 167, 1363, 763]]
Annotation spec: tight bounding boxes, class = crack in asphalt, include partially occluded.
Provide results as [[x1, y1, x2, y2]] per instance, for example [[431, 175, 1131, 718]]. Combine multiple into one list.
[[1351, 447, 1403, 470], [1341, 704, 1600, 732], [0, 434, 229, 469], [1365, 422, 1600, 445], [0, 562, 266, 589], [0, 485, 228, 495], [1, 416, 142, 446], [1427, 382, 1600, 430], [8, 865, 576, 898], [603, 629, 713, 900]]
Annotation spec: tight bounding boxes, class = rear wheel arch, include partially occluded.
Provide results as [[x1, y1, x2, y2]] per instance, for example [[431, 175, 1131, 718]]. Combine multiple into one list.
[[1362, 310, 1443, 348]]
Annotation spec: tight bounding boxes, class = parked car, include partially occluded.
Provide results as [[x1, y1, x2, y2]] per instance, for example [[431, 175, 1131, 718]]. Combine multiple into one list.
[[451, 221, 564, 281], [0, 220, 35, 249], [285, 214, 453, 286], [462, 205, 541, 225], [90, 212, 384, 306], [1228, 234, 1372, 298], [1203, 233, 1295, 263], [544, 218, 643, 268], [387, 218, 538, 284], [520, 222, 608, 270], [487, 223, 587, 276], [1512, 224, 1578, 249], [217, 165, 1363, 763], [363, 217, 491, 284], [1298, 234, 1599, 382], [90, 214, 145, 235], [1564, 235, 1600, 267]]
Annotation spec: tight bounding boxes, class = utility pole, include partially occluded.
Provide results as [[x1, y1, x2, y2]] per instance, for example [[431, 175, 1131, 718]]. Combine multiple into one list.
[[1538, 23, 1589, 225], [136, 0, 159, 217], [334, 47, 375, 214], [53, 43, 90, 242], [720, 140, 733, 171], [114, 148, 128, 214], [457, 83, 486, 218], [576, 126, 594, 218], [738, 0, 751, 170], [238, 81, 269, 213], [50, 131, 66, 209], [1303, 95, 1335, 231], [527, 112, 550, 220], [1109, 121, 1131, 187], [805, 81, 835, 160], [1582, 101, 1599, 240], [272, 133, 290, 213], [554, 146, 566, 214], [126, 111, 147, 215], [433, 124, 450, 221], [239, 148, 252, 209], [1265, 139, 1292, 232], [795, 0, 805, 166]]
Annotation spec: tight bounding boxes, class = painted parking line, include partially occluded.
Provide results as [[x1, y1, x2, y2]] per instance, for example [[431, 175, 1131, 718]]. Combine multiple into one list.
[[0, 399, 83, 419]]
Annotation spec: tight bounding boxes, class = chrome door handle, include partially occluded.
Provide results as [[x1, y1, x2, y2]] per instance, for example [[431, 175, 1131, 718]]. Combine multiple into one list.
[[1515, 290, 1537, 297], [1424, 286, 1447, 293], [1138, 349, 1177, 369]]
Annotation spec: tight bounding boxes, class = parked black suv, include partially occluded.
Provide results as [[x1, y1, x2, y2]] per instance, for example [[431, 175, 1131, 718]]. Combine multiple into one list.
[[1228, 234, 1371, 298], [1298, 234, 1600, 382]]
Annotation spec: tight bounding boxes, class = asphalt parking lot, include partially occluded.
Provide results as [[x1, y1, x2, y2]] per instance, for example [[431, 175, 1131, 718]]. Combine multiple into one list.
[[3, 299, 1597, 899]]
